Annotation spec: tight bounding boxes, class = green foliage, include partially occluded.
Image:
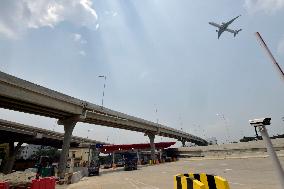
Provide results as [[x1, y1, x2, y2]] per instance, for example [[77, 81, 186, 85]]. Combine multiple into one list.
[[31, 147, 60, 162]]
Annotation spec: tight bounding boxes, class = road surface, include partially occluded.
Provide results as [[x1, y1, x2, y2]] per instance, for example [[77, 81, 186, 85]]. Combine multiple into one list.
[[65, 156, 284, 189]]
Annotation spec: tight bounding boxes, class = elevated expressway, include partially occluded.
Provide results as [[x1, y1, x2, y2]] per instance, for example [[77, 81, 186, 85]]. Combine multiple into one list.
[[0, 119, 103, 148], [0, 71, 207, 177]]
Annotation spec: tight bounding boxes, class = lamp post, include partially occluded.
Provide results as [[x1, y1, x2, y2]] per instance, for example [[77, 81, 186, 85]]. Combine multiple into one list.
[[87, 129, 93, 139], [179, 115, 183, 132], [154, 104, 159, 124], [216, 113, 231, 143], [98, 75, 107, 108]]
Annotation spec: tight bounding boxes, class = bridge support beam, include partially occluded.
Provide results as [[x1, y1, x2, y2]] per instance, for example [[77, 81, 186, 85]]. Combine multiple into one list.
[[57, 116, 78, 179], [148, 133, 156, 160]]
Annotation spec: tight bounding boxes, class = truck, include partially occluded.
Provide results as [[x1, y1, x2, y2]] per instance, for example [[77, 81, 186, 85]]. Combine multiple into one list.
[[87, 145, 100, 176], [88, 159, 100, 176], [123, 152, 138, 171]]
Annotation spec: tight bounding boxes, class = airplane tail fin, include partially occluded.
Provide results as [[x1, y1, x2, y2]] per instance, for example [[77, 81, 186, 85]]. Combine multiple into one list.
[[234, 29, 242, 37]]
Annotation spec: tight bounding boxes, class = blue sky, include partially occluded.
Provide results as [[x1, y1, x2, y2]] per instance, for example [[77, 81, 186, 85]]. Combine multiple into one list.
[[1, 0, 284, 145]]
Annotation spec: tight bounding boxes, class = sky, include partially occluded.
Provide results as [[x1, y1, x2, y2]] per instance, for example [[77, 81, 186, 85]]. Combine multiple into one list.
[[1, 0, 284, 145]]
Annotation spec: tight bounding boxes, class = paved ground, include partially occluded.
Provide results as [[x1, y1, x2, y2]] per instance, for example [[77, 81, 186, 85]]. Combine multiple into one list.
[[64, 156, 284, 189]]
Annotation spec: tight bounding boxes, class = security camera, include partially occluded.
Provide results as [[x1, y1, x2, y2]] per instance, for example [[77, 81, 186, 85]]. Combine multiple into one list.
[[249, 118, 271, 126]]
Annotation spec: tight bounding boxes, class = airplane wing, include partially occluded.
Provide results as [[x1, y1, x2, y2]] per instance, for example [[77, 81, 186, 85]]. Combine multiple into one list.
[[218, 30, 223, 39], [225, 28, 236, 34], [226, 15, 241, 26], [225, 28, 242, 37], [209, 22, 221, 28]]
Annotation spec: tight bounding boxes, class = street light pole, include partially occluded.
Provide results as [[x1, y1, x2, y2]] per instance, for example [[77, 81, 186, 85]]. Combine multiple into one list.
[[98, 75, 106, 108], [154, 104, 159, 124], [179, 115, 183, 132], [87, 129, 93, 139], [216, 113, 231, 143]]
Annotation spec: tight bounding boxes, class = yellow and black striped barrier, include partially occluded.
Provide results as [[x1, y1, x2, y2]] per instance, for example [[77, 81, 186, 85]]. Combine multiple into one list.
[[174, 173, 230, 189]]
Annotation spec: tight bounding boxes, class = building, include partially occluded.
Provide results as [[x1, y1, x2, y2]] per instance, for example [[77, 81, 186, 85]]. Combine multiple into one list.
[[68, 147, 90, 167], [17, 144, 46, 160]]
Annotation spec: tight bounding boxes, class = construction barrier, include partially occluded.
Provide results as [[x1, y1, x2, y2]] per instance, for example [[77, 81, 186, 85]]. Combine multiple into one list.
[[174, 174, 205, 189], [29, 177, 56, 189], [0, 182, 9, 189], [174, 173, 230, 189]]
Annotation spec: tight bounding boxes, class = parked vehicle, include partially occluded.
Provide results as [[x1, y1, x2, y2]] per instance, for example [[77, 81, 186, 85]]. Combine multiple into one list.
[[123, 152, 137, 171], [88, 160, 100, 176], [102, 161, 112, 169], [87, 145, 100, 176], [116, 159, 124, 167]]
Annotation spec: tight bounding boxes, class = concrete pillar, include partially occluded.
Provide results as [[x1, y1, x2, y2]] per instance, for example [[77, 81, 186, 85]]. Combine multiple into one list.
[[136, 150, 140, 163], [3, 142, 23, 174], [69, 158, 74, 173], [181, 140, 186, 147], [148, 133, 156, 160], [57, 117, 77, 179], [112, 152, 115, 166]]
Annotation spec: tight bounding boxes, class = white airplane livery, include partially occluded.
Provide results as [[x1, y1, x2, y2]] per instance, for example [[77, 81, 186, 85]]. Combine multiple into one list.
[[209, 15, 242, 39]]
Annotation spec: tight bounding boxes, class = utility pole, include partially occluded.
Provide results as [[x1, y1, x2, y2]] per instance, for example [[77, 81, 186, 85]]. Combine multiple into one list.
[[154, 104, 159, 124], [216, 113, 231, 143], [98, 75, 107, 108]]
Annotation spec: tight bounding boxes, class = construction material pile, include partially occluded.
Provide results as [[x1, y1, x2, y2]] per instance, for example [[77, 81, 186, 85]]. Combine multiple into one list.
[[0, 170, 36, 186]]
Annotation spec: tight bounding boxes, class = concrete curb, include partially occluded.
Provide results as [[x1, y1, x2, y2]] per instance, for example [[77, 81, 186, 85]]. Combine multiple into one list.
[[184, 154, 284, 161]]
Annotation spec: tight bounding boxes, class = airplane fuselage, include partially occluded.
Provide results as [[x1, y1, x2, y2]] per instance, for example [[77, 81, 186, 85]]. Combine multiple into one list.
[[209, 15, 241, 39]]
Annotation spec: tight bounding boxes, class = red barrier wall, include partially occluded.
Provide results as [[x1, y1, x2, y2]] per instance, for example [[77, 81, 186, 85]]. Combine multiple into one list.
[[30, 177, 56, 189], [0, 182, 9, 189]]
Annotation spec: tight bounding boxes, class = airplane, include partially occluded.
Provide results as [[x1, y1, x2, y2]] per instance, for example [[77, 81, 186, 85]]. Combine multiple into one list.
[[209, 15, 242, 39]]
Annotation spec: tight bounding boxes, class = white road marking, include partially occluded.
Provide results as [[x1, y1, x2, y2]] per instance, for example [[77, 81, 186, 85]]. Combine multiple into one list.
[[229, 182, 245, 186], [125, 178, 140, 189], [126, 178, 159, 189]]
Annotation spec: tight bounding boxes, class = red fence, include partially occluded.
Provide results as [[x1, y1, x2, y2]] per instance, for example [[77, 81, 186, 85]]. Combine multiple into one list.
[[29, 177, 56, 189], [0, 177, 56, 189], [0, 182, 9, 189]]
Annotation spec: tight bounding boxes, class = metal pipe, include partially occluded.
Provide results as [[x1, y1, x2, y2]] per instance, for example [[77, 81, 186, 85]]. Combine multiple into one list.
[[255, 32, 284, 81], [258, 125, 284, 189]]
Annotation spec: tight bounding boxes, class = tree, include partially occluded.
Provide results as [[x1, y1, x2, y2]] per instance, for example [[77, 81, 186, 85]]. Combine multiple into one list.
[[31, 147, 60, 162]]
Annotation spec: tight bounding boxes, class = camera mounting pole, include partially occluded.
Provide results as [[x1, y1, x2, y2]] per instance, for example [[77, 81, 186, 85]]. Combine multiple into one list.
[[249, 118, 284, 189]]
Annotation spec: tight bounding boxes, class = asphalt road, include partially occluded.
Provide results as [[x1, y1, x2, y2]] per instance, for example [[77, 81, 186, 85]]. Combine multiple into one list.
[[65, 157, 284, 189]]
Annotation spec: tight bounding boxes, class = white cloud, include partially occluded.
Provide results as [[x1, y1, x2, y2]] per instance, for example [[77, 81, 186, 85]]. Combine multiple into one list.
[[73, 33, 82, 42], [0, 0, 98, 38], [104, 10, 118, 17], [79, 50, 86, 56], [112, 12, 118, 17], [244, 0, 284, 14], [95, 24, 100, 30], [72, 33, 87, 44], [139, 71, 150, 79], [278, 35, 284, 55]]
